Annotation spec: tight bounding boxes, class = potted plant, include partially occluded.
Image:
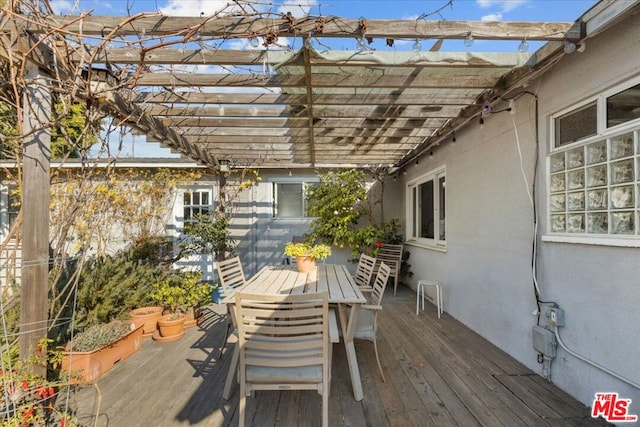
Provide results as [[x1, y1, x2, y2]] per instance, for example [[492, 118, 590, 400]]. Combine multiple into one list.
[[283, 242, 332, 273], [129, 306, 163, 338], [60, 321, 144, 383], [151, 277, 188, 342], [151, 271, 210, 340], [179, 272, 212, 328]]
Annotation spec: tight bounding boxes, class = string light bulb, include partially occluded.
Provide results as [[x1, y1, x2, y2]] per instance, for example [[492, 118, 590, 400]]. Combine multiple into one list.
[[452, 132, 456, 143], [518, 38, 529, 52], [464, 32, 474, 47], [412, 39, 422, 52], [356, 36, 367, 52], [479, 117, 484, 129], [563, 40, 576, 54], [481, 101, 492, 116], [248, 37, 260, 48]]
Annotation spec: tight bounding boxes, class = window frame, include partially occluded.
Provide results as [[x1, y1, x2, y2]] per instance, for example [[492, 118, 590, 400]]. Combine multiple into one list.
[[406, 166, 446, 249], [272, 180, 318, 219], [546, 75, 640, 245], [182, 187, 214, 223]]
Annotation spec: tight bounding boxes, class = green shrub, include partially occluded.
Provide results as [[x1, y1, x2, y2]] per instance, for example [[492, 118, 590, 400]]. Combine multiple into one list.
[[53, 239, 174, 344]]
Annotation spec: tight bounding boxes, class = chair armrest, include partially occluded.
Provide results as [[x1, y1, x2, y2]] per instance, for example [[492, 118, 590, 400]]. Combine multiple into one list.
[[361, 304, 382, 311], [359, 287, 373, 293]]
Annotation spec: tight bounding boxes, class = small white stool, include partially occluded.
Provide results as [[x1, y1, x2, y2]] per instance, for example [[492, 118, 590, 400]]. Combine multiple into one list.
[[416, 280, 442, 318]]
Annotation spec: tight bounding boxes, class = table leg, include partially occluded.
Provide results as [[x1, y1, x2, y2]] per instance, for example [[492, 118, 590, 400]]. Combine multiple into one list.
[[337, 303, 364, 401], [223, 305, 239, 400], [222, 335, 239, 400]]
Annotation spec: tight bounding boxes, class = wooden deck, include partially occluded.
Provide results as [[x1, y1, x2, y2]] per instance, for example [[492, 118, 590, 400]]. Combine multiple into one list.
[[73, 286, 609, 426]]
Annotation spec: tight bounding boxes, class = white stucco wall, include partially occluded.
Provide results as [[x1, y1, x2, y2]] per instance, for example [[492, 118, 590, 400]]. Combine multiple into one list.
[[534, 11, 640, 409], [392, 8, 640, 415]]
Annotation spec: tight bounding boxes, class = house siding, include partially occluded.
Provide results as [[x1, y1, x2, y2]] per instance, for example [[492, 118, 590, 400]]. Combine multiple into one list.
[[394, 9, 640, 413]]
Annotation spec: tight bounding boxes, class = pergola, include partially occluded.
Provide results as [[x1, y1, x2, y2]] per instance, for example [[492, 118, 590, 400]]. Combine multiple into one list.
[[4, 4, 584, 171], [1, 0, 586, 360]]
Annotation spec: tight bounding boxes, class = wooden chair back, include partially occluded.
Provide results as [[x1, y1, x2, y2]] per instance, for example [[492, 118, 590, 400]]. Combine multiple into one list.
[[235, 291, 330, 427], [370, 262, 391, 306], [216, 256, 246, 298], [354, 262, 391, 382], [375, 243, 403, 296], [353, 253, 376, 288]]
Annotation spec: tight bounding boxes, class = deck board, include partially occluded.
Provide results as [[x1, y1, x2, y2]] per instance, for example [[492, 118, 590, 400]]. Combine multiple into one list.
[[72, 286, 610, 426]]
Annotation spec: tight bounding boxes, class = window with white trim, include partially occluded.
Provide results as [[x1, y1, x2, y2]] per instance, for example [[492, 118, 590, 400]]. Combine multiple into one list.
[[407, 167, 446, 245], [273, 182, 316, 218], [183, 189, 212, 222], [549, 77, 640, 237]]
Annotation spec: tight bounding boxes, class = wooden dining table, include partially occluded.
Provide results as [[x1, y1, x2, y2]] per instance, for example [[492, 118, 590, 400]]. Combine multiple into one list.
[[221, 263, 367, 401]]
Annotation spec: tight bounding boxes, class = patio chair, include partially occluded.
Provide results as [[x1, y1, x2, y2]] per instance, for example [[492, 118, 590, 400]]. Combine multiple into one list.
[[215, 256, 246, 357], [375, 243, 403, 296], [235, 291, 330, 427], [353, 253, 376, 289], [354, 262, 391, 382]]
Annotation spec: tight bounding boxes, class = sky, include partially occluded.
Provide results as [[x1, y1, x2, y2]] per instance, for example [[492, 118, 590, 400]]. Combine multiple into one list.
[[49, 0, 598, 158]]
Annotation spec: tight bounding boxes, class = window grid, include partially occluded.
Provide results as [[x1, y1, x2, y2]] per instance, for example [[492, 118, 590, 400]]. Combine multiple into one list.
[[549, 129, 639, 235], [183, 190, 211, 222]]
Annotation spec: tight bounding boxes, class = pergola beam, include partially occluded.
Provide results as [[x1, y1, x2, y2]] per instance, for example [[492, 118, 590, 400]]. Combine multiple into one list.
[[142, 104, 460, 119], [131, 72, 502, 89], [102, 91, 220, 169], [148, 134, 425, 144], [172, 126, 433, 138], [160, 117, 444, 129], [133, 91, 475, 106], [38, 16, 578, 41]]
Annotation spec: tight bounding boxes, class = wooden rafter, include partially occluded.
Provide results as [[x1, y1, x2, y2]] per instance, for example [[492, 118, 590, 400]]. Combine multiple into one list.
[[36, 16, 578, 41], [6, 9, 589, 169]]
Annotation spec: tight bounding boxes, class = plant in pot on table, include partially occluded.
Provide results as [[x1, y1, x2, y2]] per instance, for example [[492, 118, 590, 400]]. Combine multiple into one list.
[[283, 242, 332, 273]]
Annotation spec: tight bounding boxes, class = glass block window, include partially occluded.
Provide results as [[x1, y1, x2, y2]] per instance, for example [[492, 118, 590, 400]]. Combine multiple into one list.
[[549, 130, 639, 236]]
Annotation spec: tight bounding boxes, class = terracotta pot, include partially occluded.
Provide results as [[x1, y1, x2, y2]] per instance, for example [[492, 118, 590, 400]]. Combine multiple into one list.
[[61, 324, 144, 383], [184, 307, 202, 329], [157, 313, 186, 339], [296, 256, 317, 273], [129, 306, 163, 337]]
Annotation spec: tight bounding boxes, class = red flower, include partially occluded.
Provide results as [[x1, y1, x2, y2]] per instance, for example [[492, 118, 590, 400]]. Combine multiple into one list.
[[60, 418, 67, 427], [375, 241, 383, 248], [21, 379, 29, 390], [36, 385, 53, 399], [22, 406, 35, 425], [36, 385, 47, 398]]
